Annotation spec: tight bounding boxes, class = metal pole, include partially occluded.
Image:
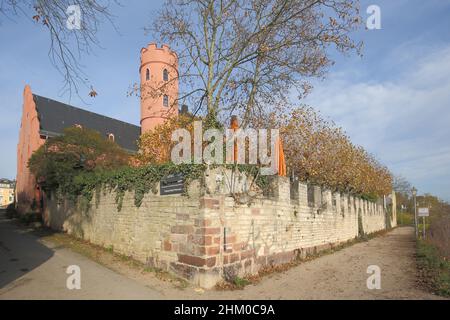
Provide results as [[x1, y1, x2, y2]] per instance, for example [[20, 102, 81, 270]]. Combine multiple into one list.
[[414, 195, 418, 239], [423, 216, 426, 239]]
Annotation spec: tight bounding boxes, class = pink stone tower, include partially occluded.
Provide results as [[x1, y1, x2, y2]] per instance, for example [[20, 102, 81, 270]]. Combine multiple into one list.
[[140, 43, 179, 134]]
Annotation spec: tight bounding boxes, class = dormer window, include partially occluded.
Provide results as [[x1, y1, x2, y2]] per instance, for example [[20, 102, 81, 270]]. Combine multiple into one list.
[[163, 69, 169, 81], [163, 95, 169, 107], [107, 133, 115, 142], [146, 68, 150, 81]]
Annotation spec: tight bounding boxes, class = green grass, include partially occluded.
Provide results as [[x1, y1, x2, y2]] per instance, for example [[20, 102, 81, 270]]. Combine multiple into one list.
[[417, 240, 450, 297], [233, 277, 251, 289]]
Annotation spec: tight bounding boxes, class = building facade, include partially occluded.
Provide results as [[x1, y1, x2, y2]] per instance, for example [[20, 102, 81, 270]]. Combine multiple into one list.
[[16, 43, 179, 213], [0, 179, 15, 208]]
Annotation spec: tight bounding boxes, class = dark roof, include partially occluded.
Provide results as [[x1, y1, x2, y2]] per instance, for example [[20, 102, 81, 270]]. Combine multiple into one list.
[[33, 95, 141, 152], [0, 179, 15, 187]]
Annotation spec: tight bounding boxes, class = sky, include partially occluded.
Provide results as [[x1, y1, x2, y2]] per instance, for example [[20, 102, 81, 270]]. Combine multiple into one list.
[[0, 0, 450, 201]]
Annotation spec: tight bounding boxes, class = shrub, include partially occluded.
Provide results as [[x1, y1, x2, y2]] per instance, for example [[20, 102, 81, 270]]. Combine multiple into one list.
[[417, 240, 450, 297], [428, 215, 450, 260], [28, 126, 130, 195]]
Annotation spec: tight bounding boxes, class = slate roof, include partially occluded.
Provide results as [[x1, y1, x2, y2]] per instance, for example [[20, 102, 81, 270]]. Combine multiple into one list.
[[0, 179, 15, 188], [33, 95, 140, 152]]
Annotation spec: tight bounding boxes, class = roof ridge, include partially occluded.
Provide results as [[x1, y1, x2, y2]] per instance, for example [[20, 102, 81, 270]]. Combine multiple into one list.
[[32, 94, 140, 129]]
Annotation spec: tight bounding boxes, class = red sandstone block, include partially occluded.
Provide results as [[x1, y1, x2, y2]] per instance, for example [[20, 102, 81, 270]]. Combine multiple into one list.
[[213, 237, 221, 245], [225, 235, 236, 243], [192, 235, 212, 245], [178, 254, 204, 267], [194, 218, 212, 227], [200, 198, 220, 209], [229, 253, 240, 263], [233, 242, 245, 251], [178, 254, 216, 267], [206, 246, 220, 256], [196, 227, 221, 235], [240, 249, 254, 260], [206, 256, 216, 267], [163, 240, 172, 251]]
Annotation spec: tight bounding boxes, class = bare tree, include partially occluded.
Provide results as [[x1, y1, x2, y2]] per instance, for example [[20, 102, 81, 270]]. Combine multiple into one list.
[[148, 0, 362, 126], [0, 0, 119, 98], [393, 175, 412, 196]]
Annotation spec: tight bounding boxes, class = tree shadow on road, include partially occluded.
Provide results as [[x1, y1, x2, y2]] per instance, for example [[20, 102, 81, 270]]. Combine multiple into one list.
[[0, 210, 54, 289]]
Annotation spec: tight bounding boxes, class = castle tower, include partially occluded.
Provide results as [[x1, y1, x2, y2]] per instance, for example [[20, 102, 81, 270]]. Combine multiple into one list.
[[140, 43, 179, 133]]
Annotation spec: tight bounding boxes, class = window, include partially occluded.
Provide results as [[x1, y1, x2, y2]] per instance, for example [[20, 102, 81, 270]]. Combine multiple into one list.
[[107, 133, 115, 142], [163, 95, 169, 107], [163, 69, 169, 81], [146, 68, 150, 81]]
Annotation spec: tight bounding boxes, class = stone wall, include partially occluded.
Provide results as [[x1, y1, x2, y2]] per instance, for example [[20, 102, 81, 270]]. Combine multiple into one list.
[[44, 168, 396, 288]]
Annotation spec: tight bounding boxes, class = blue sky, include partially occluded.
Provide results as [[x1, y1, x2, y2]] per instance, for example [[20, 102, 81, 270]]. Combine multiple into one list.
[[1, 0, 450, 201]]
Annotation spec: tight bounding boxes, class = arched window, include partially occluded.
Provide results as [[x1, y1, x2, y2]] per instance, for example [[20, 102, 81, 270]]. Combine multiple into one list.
[[107, 133, 115, 142], [163, 95, 169, 107], [163, 69, 169, 81], [146, 68, 150, 81]]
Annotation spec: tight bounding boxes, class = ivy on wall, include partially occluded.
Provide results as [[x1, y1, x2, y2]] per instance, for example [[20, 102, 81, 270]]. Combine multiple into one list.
[[52, 163, 271, 211], [69, 163, 207, 211]]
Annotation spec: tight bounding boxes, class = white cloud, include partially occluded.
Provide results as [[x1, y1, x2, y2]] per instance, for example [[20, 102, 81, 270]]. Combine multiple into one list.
[[303, 44, 450, 201]]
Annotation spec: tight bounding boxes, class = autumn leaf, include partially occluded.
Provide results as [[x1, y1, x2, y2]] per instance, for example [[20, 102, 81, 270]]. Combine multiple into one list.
[[89, 87, 98, 98]]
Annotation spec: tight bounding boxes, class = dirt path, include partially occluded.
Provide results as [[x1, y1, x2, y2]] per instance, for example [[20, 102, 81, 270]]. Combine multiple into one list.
[[171, 227, 444, 299], [0, 212, 444, 300], [201, 227, 442, 300]]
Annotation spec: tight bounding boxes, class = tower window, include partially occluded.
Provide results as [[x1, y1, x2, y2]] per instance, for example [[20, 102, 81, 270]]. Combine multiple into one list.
[[163, 69, 169, 81], [163, 95, 169, 107], [146, 68, 150, 81]]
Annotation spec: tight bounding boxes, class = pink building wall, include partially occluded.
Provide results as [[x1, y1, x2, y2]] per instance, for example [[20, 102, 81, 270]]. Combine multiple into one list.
[[16, 85, 45, 213]]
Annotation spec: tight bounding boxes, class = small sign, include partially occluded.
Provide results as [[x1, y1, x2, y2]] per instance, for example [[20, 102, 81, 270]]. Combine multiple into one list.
[[160, 173, 184, 196], [418, 208, 429, 217]]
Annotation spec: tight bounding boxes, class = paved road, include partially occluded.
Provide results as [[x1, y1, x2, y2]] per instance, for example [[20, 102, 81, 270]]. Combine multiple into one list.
[[0, 213, 164, 300]]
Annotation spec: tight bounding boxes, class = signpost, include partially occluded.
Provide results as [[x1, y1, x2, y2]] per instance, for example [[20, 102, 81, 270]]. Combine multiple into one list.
[[418, 208, 429, 239]]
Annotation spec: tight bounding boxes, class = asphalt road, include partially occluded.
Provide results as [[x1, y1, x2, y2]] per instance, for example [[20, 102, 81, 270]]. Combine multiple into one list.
[[0, 213, 164, 300]]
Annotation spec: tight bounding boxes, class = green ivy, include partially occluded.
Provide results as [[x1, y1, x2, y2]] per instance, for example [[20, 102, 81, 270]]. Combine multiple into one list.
[[62, 163, 208, 211]]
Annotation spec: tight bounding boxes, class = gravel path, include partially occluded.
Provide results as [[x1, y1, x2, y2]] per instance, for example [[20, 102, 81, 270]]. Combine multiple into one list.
[[202, 227, 442, 300]]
